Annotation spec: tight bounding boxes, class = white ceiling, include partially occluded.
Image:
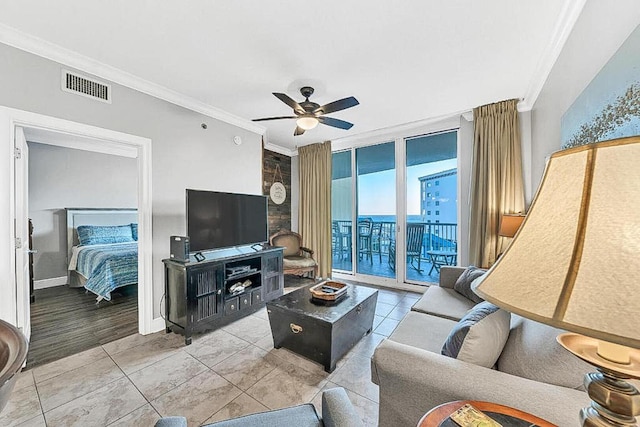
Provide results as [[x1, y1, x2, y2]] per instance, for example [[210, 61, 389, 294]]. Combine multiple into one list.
[[0, 1, 582, 152]]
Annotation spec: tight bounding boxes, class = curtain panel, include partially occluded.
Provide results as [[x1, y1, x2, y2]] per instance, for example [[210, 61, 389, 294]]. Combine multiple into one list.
[[469, 99, 525, 267], [298, 141, 332, 278]]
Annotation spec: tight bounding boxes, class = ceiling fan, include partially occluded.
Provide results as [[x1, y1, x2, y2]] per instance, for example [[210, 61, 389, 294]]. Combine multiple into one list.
[[253, 86, 359, 136]]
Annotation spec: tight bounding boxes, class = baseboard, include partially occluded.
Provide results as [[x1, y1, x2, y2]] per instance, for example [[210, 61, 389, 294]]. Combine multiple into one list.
[[34, 276, 67, 290]]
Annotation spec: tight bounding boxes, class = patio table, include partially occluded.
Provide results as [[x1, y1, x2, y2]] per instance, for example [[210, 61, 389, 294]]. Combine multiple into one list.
[[426, 250, 457, 275]]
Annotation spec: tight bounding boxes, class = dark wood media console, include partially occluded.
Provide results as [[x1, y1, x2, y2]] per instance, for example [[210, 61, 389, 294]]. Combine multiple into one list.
[[163, 247, 284, 344]]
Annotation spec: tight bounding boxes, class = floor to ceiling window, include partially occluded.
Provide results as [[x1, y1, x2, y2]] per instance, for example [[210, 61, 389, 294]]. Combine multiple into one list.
[[331, 129, 458, 287]]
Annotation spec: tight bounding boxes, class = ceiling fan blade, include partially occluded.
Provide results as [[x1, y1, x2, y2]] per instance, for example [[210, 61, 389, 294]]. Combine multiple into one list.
[[314, 96, 359, 115], [318, 116, 354, 130], [273, 93, 305, 114], [294, 126, 306, 136], [252, 116, 297, 122]]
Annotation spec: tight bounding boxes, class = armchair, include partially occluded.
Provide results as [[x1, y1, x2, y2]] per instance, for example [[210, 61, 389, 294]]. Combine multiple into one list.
[[270, 230, 318, 278]]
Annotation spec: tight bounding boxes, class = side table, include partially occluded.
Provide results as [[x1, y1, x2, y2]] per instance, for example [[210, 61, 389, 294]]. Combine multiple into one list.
[[418, 400, 556, 427]]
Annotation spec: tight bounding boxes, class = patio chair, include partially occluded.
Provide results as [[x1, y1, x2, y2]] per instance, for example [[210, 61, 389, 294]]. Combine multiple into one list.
[[270, 230, 318, 278], [332, 221, 343, 259], [406, 223, 425, 272], [357, 218, 373, 264], [371, 221, 382, 263]]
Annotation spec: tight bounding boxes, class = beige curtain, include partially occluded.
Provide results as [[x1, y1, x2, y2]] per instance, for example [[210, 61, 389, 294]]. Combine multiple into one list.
[[469, 99, 525, 267], [299, 141, 332, 278]]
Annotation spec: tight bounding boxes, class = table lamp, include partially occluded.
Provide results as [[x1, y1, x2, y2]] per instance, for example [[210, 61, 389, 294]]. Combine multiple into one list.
[[473, 136, 640, 427], [498, 214, 526, 238]]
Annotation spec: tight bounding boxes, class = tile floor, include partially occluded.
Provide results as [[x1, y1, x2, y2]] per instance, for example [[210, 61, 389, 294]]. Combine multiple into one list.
[[1, 285, 422, 427]]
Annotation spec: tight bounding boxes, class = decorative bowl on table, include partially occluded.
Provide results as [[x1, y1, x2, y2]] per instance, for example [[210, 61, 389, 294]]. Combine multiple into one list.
[[310, 280, 348, 302]]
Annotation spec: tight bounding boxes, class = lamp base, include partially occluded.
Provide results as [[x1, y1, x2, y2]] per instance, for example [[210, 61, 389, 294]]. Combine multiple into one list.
[[557, 333, 640, 427], [580, 372, 639, 426]]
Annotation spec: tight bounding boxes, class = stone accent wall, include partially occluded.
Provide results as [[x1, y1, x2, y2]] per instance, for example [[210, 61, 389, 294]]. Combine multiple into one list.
[[263, 148, 291, 237]]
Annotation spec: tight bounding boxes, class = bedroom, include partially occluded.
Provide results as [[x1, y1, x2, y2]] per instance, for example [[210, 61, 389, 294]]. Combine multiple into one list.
[[27, 141, 139, 367]]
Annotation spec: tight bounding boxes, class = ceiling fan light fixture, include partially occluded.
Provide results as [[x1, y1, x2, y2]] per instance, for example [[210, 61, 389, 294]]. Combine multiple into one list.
[[296, 116, 319, 130]]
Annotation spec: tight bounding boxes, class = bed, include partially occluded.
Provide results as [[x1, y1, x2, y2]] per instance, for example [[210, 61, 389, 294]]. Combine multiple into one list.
[[66, 208, 138, 302]]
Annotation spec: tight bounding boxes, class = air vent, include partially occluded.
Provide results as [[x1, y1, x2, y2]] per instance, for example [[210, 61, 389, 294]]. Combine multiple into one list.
[[61, 70, 111, 103]]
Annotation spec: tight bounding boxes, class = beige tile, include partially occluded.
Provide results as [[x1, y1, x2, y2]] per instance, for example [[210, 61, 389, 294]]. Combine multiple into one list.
[[32, 346, 107, 383], [151, 370, 241, 427], [13, 370, 34, 391], [376, 291, 405, 305], [223, 315, 272, 343], [184, 329, 250, 368], [38, 356, 124, 412], [347, 332, 387, 359], [374, 317, 400, 337], [0, 384, 42, 427], [373, 315, 385, 330], [110, 333, 184, 375], [246, 362, 327, 410], [328, 355, 379, 402], [212, 345, 280, 391], [387, 304, 411, 321], [267, 347, 329, 377], [375, 301, 395, 317], [44, 377, 146, 427], [128, 351, 208, 400], [204, 393, 269, 424], [108, 403, 160, 426], [251, 307, 269, 321], [102, 331, 169, 356], [15, 413, 46, 427], [254, 333, 275, 351]]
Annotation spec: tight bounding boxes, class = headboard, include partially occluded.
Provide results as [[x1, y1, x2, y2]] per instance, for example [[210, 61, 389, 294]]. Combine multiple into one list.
[[65, 208, 138, 263]]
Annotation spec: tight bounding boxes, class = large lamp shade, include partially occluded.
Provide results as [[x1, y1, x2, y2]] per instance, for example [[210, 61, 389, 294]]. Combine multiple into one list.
[[473, 136, 640, 350]]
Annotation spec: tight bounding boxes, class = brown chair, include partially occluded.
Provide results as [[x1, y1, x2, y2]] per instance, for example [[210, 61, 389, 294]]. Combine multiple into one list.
[[270, 230, 318, 278]]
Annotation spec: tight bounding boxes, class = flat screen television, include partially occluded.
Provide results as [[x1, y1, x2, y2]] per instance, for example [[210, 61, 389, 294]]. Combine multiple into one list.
[[186, 189, 268, 252]]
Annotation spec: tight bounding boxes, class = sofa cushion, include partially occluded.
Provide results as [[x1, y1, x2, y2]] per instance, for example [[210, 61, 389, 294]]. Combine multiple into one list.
[[283, 256, 316, 269], [387, 311, 457, 353], [453, 266, 486, 303], [411, 286, 476, 321], [497, 315, 592, 390], [441, 302, 511, 368]]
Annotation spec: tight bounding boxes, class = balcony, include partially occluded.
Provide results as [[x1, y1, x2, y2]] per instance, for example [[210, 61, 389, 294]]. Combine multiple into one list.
[[332, 220, 457, 283]]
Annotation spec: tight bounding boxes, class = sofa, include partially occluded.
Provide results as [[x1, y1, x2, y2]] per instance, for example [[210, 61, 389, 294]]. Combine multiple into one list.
[[371, 266, 592, 427]]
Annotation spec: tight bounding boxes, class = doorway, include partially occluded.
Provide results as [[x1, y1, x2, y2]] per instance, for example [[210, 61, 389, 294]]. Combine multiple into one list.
[[1, 106, 154, 346]]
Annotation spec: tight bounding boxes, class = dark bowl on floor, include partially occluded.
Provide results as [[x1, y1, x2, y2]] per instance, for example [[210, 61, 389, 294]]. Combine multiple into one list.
[[0, 319, 28, 413]]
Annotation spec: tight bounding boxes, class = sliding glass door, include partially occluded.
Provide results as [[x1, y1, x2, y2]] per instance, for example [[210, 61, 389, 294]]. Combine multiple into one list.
[[331, 129, 458, 287]]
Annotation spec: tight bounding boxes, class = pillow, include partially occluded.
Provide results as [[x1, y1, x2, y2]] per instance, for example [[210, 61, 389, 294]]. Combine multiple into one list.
[[441, 301, 511, 368], [497, 315, 592, 390], [453, 266, 486, 303], [130, 223, 138, 241], [77, 224, 134, 246]]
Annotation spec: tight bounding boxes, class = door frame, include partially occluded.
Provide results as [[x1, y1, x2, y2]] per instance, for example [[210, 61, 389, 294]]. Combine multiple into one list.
[[331, 116, 463, 291], [0, 106, 155, 336]]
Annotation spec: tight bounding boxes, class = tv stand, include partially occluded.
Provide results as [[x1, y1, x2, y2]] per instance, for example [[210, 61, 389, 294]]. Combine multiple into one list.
[[163, 247, 284, 345]]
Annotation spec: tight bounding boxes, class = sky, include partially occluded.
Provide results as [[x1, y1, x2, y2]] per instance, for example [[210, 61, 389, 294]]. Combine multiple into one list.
[[357, 158, 457, 216]]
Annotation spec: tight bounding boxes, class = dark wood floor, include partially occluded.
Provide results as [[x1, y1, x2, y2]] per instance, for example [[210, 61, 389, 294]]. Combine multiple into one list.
[[27, 285, 138, 369]]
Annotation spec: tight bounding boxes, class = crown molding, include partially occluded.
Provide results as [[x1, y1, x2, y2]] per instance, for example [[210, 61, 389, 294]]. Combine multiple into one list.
[[520, 0, 587, 111], [263, 141, 294, 156], [0, 23, 266, 135]]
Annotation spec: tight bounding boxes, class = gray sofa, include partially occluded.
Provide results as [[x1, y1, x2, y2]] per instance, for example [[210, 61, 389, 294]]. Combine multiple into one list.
[[371, 266, 592, 427]]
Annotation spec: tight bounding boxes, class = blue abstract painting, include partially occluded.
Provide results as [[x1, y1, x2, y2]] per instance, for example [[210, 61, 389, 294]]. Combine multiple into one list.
[[561, 25, 640, 148]]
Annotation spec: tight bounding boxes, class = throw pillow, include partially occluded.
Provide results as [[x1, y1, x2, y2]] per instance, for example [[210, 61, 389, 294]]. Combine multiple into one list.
[[441, 301, 511, 368], [77, 224, 134, 246], [130, 223, 138, 241], [453, 266, 486, 303], [497, 315, 591, 390]]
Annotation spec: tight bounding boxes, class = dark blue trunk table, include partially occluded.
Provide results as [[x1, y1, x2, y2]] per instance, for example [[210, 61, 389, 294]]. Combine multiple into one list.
[[266, 284, 378, 372]]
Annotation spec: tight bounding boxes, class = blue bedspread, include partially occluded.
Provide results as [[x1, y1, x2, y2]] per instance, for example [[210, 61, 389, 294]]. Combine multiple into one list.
[[76, 242, 138, 301]]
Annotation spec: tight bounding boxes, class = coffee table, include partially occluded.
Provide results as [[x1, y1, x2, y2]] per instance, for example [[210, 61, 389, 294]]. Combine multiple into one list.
[[418, 400, 555, 427], [266, 283, 378, 372]]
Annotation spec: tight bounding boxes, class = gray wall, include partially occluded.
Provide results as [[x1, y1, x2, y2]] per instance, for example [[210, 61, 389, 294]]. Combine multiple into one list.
[[531, 1, 640, 190], [28, 142, 137, 280], [1, 42, 263, 319]]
